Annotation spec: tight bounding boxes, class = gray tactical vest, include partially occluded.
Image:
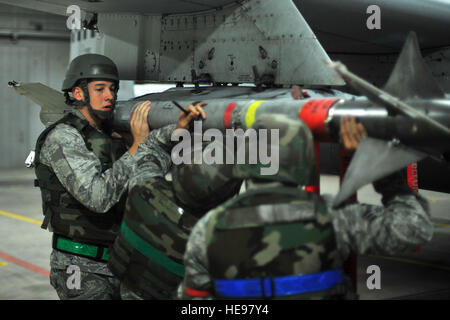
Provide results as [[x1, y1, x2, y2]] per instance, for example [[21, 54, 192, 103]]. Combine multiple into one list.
[[34, 113, 127, 246]]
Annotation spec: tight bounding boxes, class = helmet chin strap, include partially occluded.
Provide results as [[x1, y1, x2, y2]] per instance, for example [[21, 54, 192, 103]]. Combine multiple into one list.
[[87, 102, 115, 121]]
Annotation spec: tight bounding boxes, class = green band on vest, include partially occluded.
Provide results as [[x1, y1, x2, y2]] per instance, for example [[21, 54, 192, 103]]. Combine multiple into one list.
[[102, 250, 110, 261], [55, 236, 109, 261], [120, 221, 185, 277]]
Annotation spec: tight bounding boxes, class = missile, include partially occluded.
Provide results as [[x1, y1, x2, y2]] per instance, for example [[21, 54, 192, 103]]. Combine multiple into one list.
[[113, 92, 450, 154], [12, 80, 449, 155]]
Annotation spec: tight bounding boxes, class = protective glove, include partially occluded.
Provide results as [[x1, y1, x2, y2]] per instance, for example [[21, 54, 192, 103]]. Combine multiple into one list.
[[373, 168, 414, 205]]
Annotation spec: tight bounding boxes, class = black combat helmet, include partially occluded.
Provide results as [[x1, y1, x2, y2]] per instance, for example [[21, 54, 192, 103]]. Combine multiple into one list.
[[62, 53, 119, 92], [171, 142, 243, 217]]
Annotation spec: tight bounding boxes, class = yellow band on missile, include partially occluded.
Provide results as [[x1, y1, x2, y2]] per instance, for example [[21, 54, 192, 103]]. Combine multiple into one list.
[[245, 100, 265, 128]]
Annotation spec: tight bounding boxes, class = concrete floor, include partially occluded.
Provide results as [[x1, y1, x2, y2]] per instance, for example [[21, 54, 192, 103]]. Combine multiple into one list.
[[0, 168, 449, 300], [0, 168, 57, 299]]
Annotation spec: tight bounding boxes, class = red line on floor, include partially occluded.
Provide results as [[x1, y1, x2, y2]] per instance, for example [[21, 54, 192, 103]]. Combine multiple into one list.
[[0, 251, 49, 278]]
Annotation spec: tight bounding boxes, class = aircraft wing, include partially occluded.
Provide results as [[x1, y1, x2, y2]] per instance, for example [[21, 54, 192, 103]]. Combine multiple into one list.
[[0, 0, 344, 86]]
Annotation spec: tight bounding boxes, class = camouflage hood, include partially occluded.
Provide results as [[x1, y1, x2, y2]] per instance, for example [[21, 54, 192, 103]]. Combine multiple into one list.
[[172, 142, 243, 217], [233, 114, 317, 186]]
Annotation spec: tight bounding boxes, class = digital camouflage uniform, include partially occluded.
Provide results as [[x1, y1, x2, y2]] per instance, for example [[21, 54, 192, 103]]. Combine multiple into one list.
[[108, 141, 242, 299], [180, 114, 433, 300], [37, 108, 175, 300]]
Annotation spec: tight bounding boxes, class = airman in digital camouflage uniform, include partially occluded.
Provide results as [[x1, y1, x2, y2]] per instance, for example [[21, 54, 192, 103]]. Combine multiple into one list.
[[34, 53, 206, 299], [180, 114, 433, 299], [108, 142, 243, 299]]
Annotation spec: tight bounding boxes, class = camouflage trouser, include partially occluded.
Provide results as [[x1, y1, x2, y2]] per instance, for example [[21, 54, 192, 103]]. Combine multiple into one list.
[[50, 267, 121, 300], [119, 283, 144, 300]]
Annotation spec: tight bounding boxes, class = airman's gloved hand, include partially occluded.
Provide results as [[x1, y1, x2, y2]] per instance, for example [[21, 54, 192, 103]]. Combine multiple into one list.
[[373, 168, 413, 205]]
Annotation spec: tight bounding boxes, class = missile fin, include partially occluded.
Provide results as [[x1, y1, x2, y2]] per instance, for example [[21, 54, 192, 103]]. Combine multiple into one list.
[[383, 31, 445, 99], [9, 82, 69, 127], [332, 137, 427, 208], [330, 60, 450, 138]]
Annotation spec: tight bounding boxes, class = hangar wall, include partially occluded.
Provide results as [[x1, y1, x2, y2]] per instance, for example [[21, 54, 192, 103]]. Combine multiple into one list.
[[0, 4, 69, 169]]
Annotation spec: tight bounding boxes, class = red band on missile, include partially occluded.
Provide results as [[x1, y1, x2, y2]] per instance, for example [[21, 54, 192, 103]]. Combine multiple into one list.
[[298, 99, 338, 141], [223, 103, 237, 129], [407, 163, 419, 192], [305, 185, 319, 193], [185, 287, 211, 297]]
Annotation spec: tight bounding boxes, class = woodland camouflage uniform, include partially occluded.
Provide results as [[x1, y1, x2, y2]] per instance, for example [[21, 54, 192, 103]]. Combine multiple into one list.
[[108, 141, 242, 299], [180, 114, 433, 300]]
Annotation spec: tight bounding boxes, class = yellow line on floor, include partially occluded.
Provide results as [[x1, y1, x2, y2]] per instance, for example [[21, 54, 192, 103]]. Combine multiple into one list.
[[369, 255, 450, 272], [0, 262, 8, 267], [435, 223, 450, 228], [0, 210, 42, 226]]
